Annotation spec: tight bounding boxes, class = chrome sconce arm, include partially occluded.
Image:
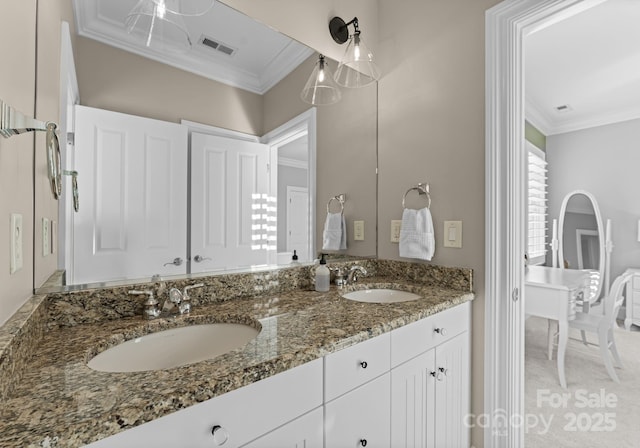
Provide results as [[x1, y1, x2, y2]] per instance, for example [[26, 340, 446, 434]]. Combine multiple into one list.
[[1, 99, 62, 200]]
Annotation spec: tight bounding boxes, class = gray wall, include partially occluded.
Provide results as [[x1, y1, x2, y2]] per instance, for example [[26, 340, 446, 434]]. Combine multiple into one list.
[[547, 118, 640, 282]]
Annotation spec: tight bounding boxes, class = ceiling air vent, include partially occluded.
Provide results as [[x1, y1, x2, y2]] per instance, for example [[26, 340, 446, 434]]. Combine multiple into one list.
[[554, 104, 573, 113], [199, 35, 237, 57]]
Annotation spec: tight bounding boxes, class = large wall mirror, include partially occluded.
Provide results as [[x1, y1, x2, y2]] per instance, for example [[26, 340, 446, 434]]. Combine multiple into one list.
[[557, 190, 606, 303], [34, 0, 378, 292]]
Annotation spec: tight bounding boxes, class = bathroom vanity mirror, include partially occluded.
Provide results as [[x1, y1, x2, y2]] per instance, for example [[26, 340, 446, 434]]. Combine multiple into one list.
[[34, 0, 378, 292], [557, 190, 605, 302]]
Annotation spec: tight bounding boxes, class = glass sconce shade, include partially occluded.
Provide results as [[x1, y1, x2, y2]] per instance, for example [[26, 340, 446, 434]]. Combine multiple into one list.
[[149, 0, 215, 16], [329, 17, 381, 88], [301, 54, 342, 106], [126, 0, 193, 52], [334, 32, 380, 88]]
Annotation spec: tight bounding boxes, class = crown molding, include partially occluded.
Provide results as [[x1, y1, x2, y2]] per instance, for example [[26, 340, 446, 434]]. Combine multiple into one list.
[[73, 0, 312, 95]]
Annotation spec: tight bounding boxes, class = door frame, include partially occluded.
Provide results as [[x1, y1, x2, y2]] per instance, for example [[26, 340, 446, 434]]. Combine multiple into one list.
[[59, 21, 80, 276], [484, 0, 606, 446], [262, 108, 317, 264]]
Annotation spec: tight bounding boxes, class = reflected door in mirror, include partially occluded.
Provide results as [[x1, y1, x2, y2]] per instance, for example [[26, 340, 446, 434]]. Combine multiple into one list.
[[72, 106, 188, 284], [190, 133, 271, 273]]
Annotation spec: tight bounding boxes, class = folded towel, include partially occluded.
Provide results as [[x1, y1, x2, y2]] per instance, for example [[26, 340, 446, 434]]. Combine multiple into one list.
[[322, 212, 347, 251], [399, 207, 435, 260]]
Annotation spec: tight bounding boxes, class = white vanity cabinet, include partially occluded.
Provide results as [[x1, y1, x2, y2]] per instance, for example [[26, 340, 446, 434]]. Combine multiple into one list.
[[324, 332, 391, 447], [85, 358, 323, 448], [85, 302, 471, 448], [390, 302, 471, 448]]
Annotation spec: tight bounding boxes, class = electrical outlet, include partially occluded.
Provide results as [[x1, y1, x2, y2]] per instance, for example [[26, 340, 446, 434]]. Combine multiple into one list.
[[444, 220, 463, 248], [354, 220, 365, 241], [42, 218, 50, 257], [10, 213, 23, 274], [391, 220, 402, 243]]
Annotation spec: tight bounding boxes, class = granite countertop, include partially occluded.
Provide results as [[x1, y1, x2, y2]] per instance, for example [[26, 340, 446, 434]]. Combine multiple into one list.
[[0, 276, 473, 447]]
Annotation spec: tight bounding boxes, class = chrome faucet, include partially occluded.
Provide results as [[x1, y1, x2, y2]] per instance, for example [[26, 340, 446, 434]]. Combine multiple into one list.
[[129, 283, 204, 319], [346, 265, 368, 285]]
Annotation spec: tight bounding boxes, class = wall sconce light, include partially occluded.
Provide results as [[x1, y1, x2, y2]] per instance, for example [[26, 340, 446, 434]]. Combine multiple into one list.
[[125, 0, 215, 52], [300, 54, 342, 106], [329, 16, 381, 88]]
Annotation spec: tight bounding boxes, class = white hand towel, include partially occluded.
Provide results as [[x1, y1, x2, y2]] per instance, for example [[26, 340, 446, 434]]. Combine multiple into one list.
[[323, 212, 347, 251], [399, 207, 435, 260]]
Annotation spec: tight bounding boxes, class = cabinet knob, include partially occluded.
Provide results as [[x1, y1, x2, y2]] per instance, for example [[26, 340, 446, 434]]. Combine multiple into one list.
[[434, 327, 447, 336], [430, 370, 444, 382], [359, 439, 368, 447], [360, 361, 368, 369], [211, 425, 229, 445], [439, 367, 449, 377]]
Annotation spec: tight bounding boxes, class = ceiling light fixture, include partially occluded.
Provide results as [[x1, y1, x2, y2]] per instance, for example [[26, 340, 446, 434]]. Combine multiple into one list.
[[125, 0, 215, 52], [300, 54, 342, 106], [329, 16, 380, 88]]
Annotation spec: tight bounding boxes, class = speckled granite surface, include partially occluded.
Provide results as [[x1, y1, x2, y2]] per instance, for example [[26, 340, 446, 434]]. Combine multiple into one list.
[[0, 260, 473, 447]]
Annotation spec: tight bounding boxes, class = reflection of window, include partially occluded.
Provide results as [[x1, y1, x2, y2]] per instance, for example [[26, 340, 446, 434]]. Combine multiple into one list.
[[526, 142, 547, 265]]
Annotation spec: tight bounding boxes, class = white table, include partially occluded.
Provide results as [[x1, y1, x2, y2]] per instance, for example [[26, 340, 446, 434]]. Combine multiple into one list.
[[525, 265, 591, 389]]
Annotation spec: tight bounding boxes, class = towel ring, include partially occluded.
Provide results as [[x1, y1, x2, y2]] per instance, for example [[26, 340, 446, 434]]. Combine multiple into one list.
[[402, 183, 431, 209], [327, 194, 345, 214]]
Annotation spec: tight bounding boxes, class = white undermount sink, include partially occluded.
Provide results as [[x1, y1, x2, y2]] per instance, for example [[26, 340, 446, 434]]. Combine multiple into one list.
[[342, 288, 421, 304], [87, 323, 260, 373]]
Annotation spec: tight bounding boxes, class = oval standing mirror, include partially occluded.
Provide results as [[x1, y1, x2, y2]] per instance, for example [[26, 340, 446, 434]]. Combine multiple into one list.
[[557, 190, 605, 304]]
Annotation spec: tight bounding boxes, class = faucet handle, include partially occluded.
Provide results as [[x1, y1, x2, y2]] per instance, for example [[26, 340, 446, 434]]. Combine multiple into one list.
[[169, 288, 183, 304], [129, 290, 160, 319], [129, 289, 156, 304]]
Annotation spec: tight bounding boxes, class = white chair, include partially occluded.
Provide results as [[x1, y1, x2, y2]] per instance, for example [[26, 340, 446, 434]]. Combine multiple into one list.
[[567, 271, 633, 383]]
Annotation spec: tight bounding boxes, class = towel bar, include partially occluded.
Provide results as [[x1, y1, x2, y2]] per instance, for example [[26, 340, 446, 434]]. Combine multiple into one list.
[[402, 183, 431, 209], [327, 193, 346, 214]]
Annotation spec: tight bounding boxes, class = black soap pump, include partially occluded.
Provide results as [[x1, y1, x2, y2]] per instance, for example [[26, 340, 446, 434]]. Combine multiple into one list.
[[291, 250, 299, 265]]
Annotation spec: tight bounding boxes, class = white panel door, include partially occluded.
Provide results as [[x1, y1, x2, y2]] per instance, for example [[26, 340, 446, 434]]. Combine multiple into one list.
[[191, 133, 270, 273], [286, 186, 309, 262], [390, 349, 436, 448], [434, 332, 470, 448], [73, 106, 188, 284]]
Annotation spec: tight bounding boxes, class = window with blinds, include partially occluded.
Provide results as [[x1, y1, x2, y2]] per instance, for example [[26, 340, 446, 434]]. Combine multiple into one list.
[[527, 142, 548, 265]]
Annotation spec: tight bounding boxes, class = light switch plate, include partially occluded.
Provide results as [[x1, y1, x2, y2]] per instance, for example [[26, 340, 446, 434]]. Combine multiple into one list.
[[444, 221, 463, 248], [391, 220, 402, 243], [42, 218, 50, 257], [353, 220, 365, 241], [10, 213, 23, 274], [51, 220, 57, 254]]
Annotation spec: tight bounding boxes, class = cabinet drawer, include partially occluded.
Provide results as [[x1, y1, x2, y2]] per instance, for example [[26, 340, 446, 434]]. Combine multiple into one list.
[[86, 358, 323, 448], [325, 332, 390, 402], [325, 373, 391, 448], [391, 301, 470, 368]]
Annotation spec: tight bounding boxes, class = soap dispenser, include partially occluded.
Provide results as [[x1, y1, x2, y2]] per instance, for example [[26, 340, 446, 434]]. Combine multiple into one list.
[[291, 250, 299, 265], [315, 254, 330, 292]]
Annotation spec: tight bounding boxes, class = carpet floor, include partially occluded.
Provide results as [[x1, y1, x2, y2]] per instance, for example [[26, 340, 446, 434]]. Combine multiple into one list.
[[525, 314, 640, 447]]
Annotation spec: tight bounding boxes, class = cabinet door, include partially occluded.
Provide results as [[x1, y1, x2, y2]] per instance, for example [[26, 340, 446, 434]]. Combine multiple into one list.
[[325, 373, 390, 448], [390, 349, 436, 448], [434, 332, 470, 448], [241, 407, 323, 448]]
